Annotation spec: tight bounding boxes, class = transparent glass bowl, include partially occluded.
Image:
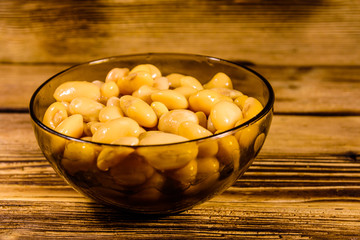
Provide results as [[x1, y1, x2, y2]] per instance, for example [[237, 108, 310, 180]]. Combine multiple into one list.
[[29, 53, 274, 215]]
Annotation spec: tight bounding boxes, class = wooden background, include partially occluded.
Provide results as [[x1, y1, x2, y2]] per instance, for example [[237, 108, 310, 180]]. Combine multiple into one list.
[[1, 0, 360, 66], [1, 0, 360, 239]]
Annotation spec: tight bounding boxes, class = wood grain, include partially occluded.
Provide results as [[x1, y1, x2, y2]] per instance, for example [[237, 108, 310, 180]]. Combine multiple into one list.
[[1, 113, 359, 195], [1, 113, 360, 239], [2, 1, 360, 237], [0, 64, 66, 111], [1, 200, 360, 239], [1, 0, 360, 65], [256, 66, 360, 115], [2, 113, 359, 156], [1, 61, 360, 238], [2, 64, 360, 115]]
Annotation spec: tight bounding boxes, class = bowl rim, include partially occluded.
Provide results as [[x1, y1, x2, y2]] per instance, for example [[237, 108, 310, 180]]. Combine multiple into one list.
[[29, 52, 275, 147]]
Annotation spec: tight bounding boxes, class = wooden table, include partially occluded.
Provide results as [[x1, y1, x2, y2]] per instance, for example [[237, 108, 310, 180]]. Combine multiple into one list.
[[1, 64, 359, 239], [1, 1, 360, 239]]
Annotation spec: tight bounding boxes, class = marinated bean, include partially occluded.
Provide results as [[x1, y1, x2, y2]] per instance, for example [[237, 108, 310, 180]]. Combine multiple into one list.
[[129, 64, 162, 79], [254, 133, 265, 153], [196, 157, 219, 180], [158, 109, 198, 134], [49, 134, 68, 155], [173, 86, 198, 99], [138, 127, 147, 136], [92, 117, 142, 144], [109, 153, 155, 187], [100, 81, 120, 101], [234, 117, 247, 126], [151, 101, 169, 119], [234, 95, 248, 110], [106, 96, 121, 108], [83, 122, 92, 137], [138, 130, 162, 141], [132, 85, 158, 104], [197, 138, 218, 157], [131, 187, 163, 202], [242, 97, 263, 120], [151, 89, 188, 110], [207, 116, 217, 133], [43, 102, 68, 129], [69, 97, 104, 122], [195, 111, 207, 129], [120, 95, 157, 128], [139, 131, 189, 145], [177, 121, 213, 140], [117, 71, 154, 95], [60, 101, 70, 113], [188, 89, 227, 115], [166, 159, 197, 185], [88, 121, 104, 135], [180, 76, 203, 90], [216, 135, 240, 169], [214, 129, 227, 135], [209, 101, 243, 131], [236, 124, 260, 149], [166, 73, 184, 88], [111, 136, 139, 146], [153, 77, 169, 90], [105, 68, 129, 83], [184, 172, 219, 196], [81, 136, 93, 141], [137, 132, 198, 171], [210, 87, 243, 100], [92, 80, 104, 88], [204, 72, 233, 89], [61, 141, 98, 175], [53, 81, 100, 102], [140, 171, 165, 190], [97, 146, 135, 171], [55, 114, 84, 138], [98, 106, 123, 122]]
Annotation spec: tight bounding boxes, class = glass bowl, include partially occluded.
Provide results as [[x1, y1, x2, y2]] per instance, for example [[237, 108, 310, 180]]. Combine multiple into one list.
[[29, 53, 274, 215]]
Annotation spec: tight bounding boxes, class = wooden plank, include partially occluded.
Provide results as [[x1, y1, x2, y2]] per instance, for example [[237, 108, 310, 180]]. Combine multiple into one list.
[[1, 113, 359, 157], [1, 113, 360, 157], [264, 115, 360, 155], [0, 200, 359, 239], [1, 153, 360, 201], [0, 0, 360, 65], [1, 112, 360, 238], [256, 66, 360, 115], [0, 113, 41, 155], [1, 113, 359, 196], [1, 64, 360, 114], [2, 160, 360, 201], [0, 64, 67, 110]]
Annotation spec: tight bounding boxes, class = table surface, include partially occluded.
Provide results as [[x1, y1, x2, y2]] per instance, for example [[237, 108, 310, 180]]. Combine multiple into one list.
[[0, 64, 359, 239], [1, 1, 360, 239]]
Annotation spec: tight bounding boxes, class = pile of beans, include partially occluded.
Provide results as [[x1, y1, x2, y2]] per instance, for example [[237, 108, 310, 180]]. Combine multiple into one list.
[[42, 64, 264, 202]]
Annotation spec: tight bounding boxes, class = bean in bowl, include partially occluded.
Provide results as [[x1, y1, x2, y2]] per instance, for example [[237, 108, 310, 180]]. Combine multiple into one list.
[[30, 53, 274, 214]]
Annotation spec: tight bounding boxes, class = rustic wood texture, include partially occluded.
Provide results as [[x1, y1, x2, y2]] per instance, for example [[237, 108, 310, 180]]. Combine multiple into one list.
[[1, 0, 360, 66], [1, 64, 360, 115], [1, 114, 359, 191], [1, 110, 360, 239], [1, 63, 360, 240], [1, 0, 360, 239]]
